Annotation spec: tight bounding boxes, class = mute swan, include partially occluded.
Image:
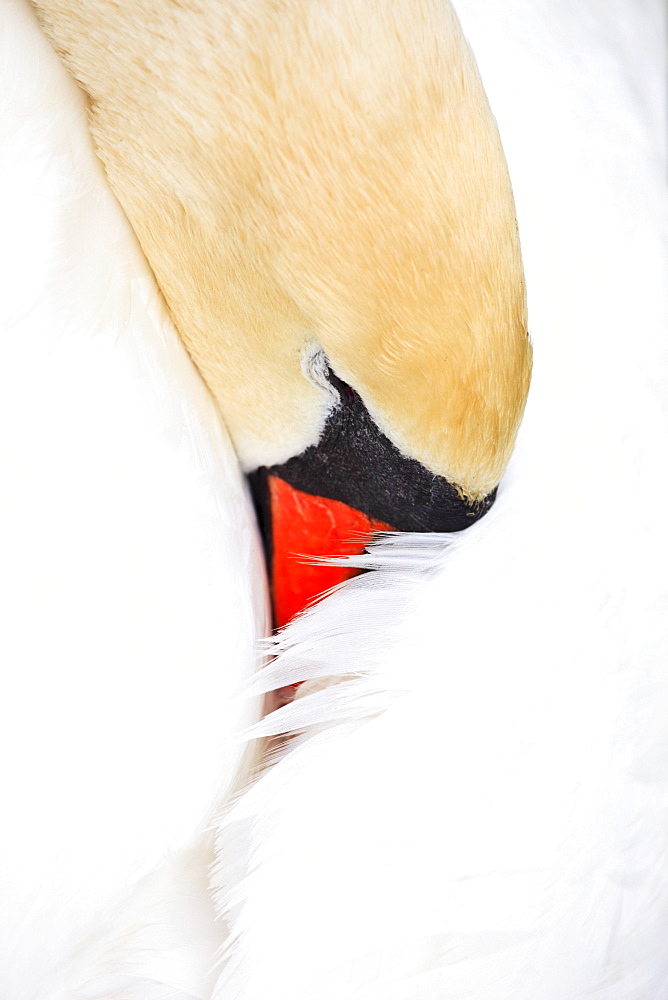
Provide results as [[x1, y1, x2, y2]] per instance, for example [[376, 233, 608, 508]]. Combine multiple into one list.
[[2, 1, 667, 999]]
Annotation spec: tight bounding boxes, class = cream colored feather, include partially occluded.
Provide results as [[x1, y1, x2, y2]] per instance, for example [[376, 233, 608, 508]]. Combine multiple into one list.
[[29, 0, 531, 500]]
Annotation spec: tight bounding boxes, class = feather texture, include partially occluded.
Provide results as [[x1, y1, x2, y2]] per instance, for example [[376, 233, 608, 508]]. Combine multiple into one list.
[[0, 2, 266, 995]]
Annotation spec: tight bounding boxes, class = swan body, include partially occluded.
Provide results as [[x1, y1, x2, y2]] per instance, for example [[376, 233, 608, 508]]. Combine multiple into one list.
[[1, 0, 667, 998], [0, 2, 266, 995]]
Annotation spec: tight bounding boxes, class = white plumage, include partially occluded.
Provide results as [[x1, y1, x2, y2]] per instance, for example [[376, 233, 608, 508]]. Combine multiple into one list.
[[0, 2, 265, 996], [1, 1, 667, 998]]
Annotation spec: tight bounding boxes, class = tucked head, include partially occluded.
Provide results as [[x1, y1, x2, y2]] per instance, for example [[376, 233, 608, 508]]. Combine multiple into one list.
[[32, 0, 531, 624]]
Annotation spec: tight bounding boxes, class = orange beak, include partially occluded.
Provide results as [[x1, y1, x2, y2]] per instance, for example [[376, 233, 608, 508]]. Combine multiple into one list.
[[266, 474, 392, 629]]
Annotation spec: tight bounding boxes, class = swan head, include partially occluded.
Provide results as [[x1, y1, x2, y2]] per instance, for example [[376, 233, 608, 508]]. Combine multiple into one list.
[[32, 0, 531, 626]]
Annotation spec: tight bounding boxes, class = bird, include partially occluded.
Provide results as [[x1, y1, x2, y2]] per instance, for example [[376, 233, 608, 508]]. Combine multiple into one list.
[[2, 1, 667, 998]]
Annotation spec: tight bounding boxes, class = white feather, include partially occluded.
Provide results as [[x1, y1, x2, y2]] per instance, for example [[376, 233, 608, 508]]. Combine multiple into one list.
[[0, 2, 266, 996]]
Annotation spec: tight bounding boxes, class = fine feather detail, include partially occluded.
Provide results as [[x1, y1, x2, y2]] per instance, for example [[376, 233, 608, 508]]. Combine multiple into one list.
[[243, 534, 452, 722]]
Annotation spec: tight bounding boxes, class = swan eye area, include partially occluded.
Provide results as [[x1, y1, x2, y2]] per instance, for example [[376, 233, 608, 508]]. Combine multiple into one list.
[[250, 364, 493, 628]]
